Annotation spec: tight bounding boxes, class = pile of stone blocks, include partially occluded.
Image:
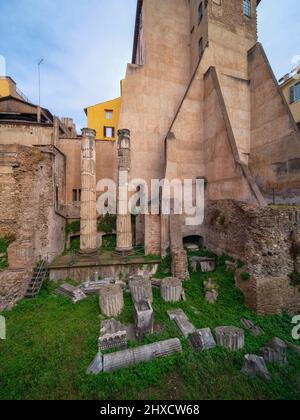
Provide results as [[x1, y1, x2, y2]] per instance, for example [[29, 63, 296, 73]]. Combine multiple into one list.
[[55, 283, 87, 304], [98, 319, 127, 352]]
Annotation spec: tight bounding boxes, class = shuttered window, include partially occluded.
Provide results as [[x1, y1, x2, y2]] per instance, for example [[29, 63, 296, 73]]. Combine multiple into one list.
[[290, 82, 300, 104], [243, 0, 252, 17]]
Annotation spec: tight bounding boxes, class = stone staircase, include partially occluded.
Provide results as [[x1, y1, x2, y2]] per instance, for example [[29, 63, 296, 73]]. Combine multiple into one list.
[[25, 259, 48, 298]]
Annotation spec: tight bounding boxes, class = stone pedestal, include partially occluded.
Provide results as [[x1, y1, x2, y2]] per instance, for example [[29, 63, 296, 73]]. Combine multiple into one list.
[[80, 128, 98, 255], [129, 277, 153, 303], [215, 326, 245, 351], [134, 300, 154, 338], [115, 129, 133, 256], [161, 277, 183, 302], [99, 285, 124, 317]]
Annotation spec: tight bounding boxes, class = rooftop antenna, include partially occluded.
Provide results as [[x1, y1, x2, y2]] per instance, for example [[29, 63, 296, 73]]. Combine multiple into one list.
[[38, 58, 44, 108]]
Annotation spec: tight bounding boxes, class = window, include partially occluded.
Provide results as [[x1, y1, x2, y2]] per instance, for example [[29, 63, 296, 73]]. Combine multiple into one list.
[[105, 110, 113, 120], [104, 126, 115, 138], [290, 82, 300, 104], [243, 0, 252, 17], [199, 38, 204, 58], [198, 2, 203, 24], [72, 189, 81, 203]]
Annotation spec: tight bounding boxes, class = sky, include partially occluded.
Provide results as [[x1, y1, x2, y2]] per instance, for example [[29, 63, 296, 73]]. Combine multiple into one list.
[[0, 0, 299, 130]]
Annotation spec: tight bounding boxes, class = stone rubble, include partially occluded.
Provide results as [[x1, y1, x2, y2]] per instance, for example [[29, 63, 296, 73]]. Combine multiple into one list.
[[240, 318, 264, 337], [55, 283, 87, 304], [80, 278, 113, 295], [241, 354, 271, 382]]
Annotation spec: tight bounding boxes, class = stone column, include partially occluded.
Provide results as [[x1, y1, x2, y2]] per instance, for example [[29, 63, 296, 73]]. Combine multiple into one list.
[[115, 129, 133, 255], [80, 128, 98, 255]]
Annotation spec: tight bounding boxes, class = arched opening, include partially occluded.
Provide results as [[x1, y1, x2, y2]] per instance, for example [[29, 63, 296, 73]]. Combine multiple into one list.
[[183, 235, 203, 251]]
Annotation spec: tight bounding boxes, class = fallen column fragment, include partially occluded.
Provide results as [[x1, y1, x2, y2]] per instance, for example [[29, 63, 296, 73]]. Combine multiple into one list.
[[55, 283, 87, 304], [102, 338, 182, 372]]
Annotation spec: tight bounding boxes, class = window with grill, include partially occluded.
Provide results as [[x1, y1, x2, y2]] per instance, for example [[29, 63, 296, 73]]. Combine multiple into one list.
[[243, 0, 252, 17], [290, 82, 300, 104]]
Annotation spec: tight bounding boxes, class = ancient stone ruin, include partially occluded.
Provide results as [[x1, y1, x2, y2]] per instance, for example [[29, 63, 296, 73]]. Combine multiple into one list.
[[99, 285, 124, 317], [215, 326, 245, 352], [161, 278, 183, 303]]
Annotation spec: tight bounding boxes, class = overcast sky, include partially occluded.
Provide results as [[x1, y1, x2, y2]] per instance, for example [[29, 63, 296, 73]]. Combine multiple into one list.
[[0, 0, 299, 129]]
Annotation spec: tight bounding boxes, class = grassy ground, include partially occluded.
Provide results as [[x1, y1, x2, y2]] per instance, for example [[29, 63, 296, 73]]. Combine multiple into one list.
[[0, 258, 300, 400]]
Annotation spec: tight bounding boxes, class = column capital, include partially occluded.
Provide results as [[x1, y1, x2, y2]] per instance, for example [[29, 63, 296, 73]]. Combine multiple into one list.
[[81, 128, 96, 139]]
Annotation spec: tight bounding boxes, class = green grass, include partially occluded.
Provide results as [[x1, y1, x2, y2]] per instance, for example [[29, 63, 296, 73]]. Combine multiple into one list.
[[0, 263, 300, 400], [0, 236, 15, 271]]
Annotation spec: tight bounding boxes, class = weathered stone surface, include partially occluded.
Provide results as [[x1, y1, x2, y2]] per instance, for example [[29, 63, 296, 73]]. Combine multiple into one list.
[[81, 279, 113, 295], [161, 277, 183, 302], [99, 285, 124, 317], [240, 319, 264, 337], [171, 248, 190, 280], [189, 328, 216, 352], [87, 351, 103, 375], [151, 278, 162, 289], [0, 269, 32, 311], [134, 300, 154, 338], [260, 337, 288, 365], [205, 200, 300, 315], [241, 354, 271, 382], [215, 326, 245, 351], [99, 319, 127, 351], [102, 338, 182, 372], [190, 256, 216, 273], [55, 283, 87, 304], [167, 309, 195, 338], [225, 260, 237, 271], [80, 128, 98, 254], [129, 277, 153, 304], [204, 278, 219, 304]]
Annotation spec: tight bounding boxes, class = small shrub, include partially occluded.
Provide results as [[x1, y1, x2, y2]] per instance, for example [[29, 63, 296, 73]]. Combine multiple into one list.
[[97, 214, 116, 234], [240, 272, 250, 282], [236, 260, 245, 269], [65, 221, 80, 235], [288, 271, 300, 286]]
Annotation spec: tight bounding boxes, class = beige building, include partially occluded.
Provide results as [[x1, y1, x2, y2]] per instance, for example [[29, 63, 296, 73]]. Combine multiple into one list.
[[0, 0, 300, 315], [279, 68, 300, 129]]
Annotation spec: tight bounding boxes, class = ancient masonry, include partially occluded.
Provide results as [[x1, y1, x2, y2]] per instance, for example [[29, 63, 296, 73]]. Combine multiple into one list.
[[80, 128, 98, 255]]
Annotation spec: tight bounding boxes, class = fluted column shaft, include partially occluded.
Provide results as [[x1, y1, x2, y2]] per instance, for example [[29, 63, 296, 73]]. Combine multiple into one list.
[[80, 128, 97, 254]]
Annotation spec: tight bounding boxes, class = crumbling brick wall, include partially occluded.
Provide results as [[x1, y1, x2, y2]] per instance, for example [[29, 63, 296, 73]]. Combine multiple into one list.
[[200, 200, 300, 314], [0, 144, 66, 309]]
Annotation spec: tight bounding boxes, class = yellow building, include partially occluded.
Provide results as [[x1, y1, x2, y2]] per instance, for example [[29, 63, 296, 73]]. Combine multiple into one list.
[[84, 80, 124, 141], [279, 68, 300, 129], [0, 76, 28, 101]]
